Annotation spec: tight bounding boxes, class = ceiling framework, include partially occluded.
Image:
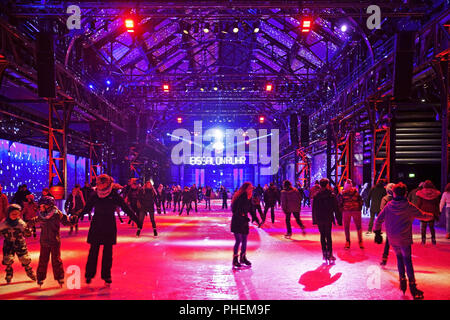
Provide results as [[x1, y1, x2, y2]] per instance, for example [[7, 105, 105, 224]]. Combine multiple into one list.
[[0, 0, 447, 151]]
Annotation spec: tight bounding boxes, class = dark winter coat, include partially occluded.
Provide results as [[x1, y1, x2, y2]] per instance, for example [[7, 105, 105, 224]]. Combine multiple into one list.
[[263, 186, 278, 207], [221, 189, 228, 200], [22, 201, 38, 221], [32, 208, 71, 246], [251, 194, 261, 207], [64, 193, 85, 215], [374, 198, 433, 247], [190, 187, 198, 201], [309, 185, 321, 200], [139, 188, 157, 211], [338, 188, 363, 212], [280, 188, 302, 213], [81, 186, 94, 203], [173, 190, 181, 202], [366, 183, 386, 214], [12, 189, 31, 208], [157, 189, 166, 203], [231, 193, 253, 234], [182, 190, 192, 203], [312, 188, 341, 225], [82, 189, 140, 245], [416, 188, 441, 221], [125, 187, 141, 210]]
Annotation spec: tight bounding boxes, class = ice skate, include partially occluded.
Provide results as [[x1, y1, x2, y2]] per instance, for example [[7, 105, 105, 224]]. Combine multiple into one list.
[[57, 279, 64, 288], [359, 241, 365, 249], [301, 227, 306, 235], [284, 233, 292, 239], [100, 277, 112, 288], [399, 277, 407, 295], [232, 255, 241, 268], [239, 253, 251, 267], [322, 252, 329, 264], [136, 228, 141, 237], [409, 281, 424, 300], [344, 241, 350, 249], [380, 256, 388, 266], [37, 280, 44, 288], [153, 228, 158, 236]]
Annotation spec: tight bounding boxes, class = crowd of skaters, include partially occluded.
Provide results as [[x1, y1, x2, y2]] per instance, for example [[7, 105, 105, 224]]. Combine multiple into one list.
[[0, 174, 449, 300]]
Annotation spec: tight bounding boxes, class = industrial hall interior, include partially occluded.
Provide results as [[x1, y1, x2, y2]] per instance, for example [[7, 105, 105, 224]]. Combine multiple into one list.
[[0, 0, 449, 301]]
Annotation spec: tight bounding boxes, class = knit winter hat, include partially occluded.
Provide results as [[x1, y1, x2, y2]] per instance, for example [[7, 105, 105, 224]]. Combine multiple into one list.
[[7, 204, 22, 216], [40, 195, 55, 207]]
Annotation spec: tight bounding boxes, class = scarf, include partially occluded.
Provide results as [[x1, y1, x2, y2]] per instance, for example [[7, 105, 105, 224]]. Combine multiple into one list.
[[97, 184, 113, 198], [6, 217, 19, 227], [39, 206, 57, 220]]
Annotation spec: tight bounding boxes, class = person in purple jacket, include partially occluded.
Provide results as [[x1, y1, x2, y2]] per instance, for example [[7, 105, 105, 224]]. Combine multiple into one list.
[[373, 182, 433, 300]]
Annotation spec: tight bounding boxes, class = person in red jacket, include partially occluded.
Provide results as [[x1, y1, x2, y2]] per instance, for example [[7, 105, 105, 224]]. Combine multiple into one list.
[[22, 194, 38, 238], [0, 183, 9, 222], [416, 180, 441, 245], [338, 179, 364, 249]]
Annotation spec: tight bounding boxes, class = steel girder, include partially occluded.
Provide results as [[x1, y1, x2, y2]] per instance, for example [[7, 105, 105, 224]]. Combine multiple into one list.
[[0, 18, 127, 133]]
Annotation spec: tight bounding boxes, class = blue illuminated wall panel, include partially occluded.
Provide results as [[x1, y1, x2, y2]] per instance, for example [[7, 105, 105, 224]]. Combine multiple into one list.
[[311, 152, 327, 184], [0, 139, 88, 200]]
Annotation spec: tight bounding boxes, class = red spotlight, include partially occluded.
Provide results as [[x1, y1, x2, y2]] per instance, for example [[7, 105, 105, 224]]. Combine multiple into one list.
[[163, 84, 170, 92], [259, 116, 265, 124], [265, 83, 273, 92], [301, 19, 312, 33], [177, 117, 183, 124], [125, 19, 135, 33]]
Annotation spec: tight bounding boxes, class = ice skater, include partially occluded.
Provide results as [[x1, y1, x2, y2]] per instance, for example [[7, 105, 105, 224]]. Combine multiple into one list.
[[373, 182, 434, 300], [337, 179, 364, 249], [230, 182, 257, 268], [312, 178, 341, 264], [0, 204, 36, 283], [29, 196, 76, 287], [80, 174, 142, 286], [139, 181, 158, 236], [280, 180, 306, 238]]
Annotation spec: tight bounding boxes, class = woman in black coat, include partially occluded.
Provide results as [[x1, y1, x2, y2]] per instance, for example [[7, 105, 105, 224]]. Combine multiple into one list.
[[80, 174, 142, 286], [231, 182, 255, 268], [139, 181, 158, 236]]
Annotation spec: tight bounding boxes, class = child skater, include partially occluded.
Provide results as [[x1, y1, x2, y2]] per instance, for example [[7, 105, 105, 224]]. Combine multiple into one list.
[[373, 182, 433, 300], [0, 204, 36, 283], [80, 174, 142, 286], [29, 196, 75, 287]]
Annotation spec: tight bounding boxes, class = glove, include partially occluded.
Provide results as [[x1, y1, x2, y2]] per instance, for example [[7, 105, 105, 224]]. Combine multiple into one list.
[[374, 230, 383, 244]]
